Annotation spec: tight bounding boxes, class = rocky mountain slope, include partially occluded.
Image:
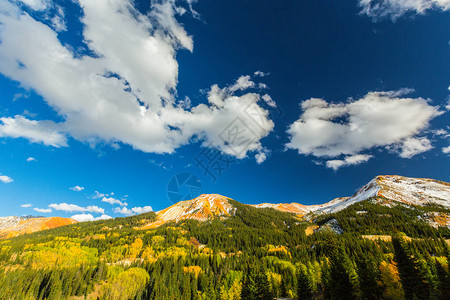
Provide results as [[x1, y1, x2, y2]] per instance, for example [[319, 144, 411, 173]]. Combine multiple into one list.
[[0, 216, 77, 239], [140, 175, 449, 228], [253, 175, 449, 215], [142, 194, 234, 229]]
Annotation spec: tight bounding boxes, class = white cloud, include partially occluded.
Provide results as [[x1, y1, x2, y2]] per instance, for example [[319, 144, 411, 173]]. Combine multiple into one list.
[[0, 1, 273, 162], [255, 149, 270, 164], [101, 197, 127, 206], [262, 94, 276, 108], [49, 203, 104, 214], [358, 0, 450, 21], [69, 185, 84, 192], [26, 157, 36, 162], [254, 71, 269, 77], [286, 90, 441, 167], [70, 213, 113, 222], [443, 146, 450, 154], [21, 203, 32, 208], [397, 137, 432, 158], [0, 116, 67, 147], [228, 75, 255, 92], [34, 207, 52, 213], [326, 154, 374, 171], [93, 191, 107, 199], [18, 0, 49, 11], [0, 174, 13, 183], [114, 206, 153, 216]]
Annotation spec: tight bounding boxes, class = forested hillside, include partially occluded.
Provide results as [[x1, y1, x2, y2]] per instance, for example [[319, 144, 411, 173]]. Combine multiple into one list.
[[0, 196, 449, 299]]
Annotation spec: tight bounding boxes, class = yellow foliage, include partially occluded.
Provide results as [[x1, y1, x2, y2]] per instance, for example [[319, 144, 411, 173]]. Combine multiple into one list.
[[267, 271, 282, 294], [379, 260, 404, 300], [183, 265, 202, 278], [201, 247, 213, 255], [151, 235, 165, 245], [101, 267, 149, 300], [140, 246, 155, 261], [267, 245, 292, 258], [126, 238, 143, 258]]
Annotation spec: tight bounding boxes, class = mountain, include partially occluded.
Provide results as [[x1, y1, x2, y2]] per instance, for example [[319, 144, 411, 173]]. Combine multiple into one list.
[[0, 216, 77, 239], [140, 175, 450, 229], [0, 175, 449, 300], [141, 194, 234, 229]]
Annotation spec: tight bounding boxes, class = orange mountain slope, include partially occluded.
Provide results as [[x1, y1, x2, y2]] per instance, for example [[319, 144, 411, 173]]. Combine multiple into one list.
[[0, 216, 77, 239], [142, 194, 234, 229]]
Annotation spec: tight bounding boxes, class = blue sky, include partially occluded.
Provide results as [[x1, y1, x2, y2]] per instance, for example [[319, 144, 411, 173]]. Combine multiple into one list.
[[0, 0, 449, 221]]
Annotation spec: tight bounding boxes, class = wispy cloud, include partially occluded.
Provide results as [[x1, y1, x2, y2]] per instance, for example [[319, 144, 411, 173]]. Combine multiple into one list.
[[326, 154, 374, 171], [101, 197, 127, 206], [49, 203, 104, 214], [358, 0, 450, 21], [26, 157, 36, 162], [70, 213, 112, 222], [69, 185, 84, 192], [21, 204, 33, 208], [0, 174, 13, 183], [114, 206, 153, 216], [34, 207, 52, 213]]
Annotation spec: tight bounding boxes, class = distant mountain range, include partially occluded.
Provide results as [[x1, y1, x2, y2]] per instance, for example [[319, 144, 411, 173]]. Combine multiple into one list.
[[141, 175, 449, 229], [1, 175, 449, 238]]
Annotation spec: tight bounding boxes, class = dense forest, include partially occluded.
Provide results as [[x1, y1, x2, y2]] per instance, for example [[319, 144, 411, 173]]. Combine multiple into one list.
[[0, 197, 449, 299]]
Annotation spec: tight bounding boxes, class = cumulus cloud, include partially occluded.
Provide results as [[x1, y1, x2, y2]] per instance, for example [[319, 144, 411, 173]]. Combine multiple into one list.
[[26, 157, 36, 162], [101, 197, 127, 206], [0, 174, 13, 183], [49, 203, 104, 214], [326, 154, 374, 171], [0, 1, 274, 162], [34, 207, 51, 213], [358, 0, 450, 21], [71, 213, 112, 222], [228, 75, 255, 92], [21, 203, 32, 208], [114, 206, 153, 216], [443, 146, 450, 154], [286, 90, 441, 168], [69, 185, 84, 192]]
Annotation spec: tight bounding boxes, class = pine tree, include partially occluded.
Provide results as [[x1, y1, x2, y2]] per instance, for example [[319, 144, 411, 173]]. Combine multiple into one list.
[[297, 265, 312, 300], [392, 235, 430, 300], [356, 255, 382, 300]]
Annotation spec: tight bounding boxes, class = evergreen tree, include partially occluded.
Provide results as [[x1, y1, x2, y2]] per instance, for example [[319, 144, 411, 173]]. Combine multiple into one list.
[[297, 265, 312, 300], [392, 235, 430, 300], [356, 255, 382, 300]]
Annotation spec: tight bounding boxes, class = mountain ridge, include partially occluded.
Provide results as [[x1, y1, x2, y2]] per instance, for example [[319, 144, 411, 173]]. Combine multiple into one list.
[[1, 175, 449, 237], [141, 174, 449, 229]]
